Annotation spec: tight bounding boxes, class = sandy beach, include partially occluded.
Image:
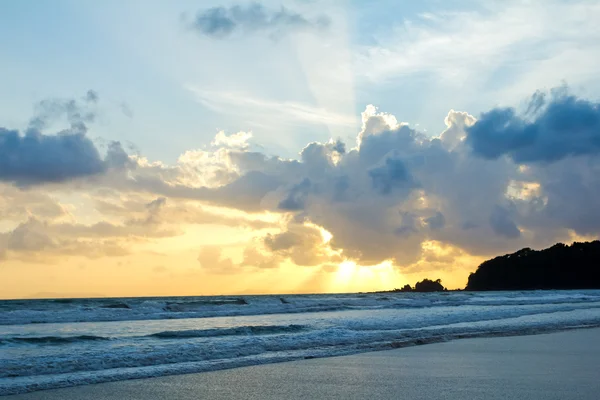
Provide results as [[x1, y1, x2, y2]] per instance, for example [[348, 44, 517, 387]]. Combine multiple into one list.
[[6, 328, 600, 400]]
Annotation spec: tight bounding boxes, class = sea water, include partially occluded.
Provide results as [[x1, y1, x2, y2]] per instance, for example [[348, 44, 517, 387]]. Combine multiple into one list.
[[2, 290, 600, 395]]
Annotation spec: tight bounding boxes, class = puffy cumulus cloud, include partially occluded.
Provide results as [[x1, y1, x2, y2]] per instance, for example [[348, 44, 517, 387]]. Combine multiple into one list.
[[0, 92, 130, 185], [130, 88, 599, 272], [466, 89, 600, 163], [440, 110, 476, 150], [4, 87, 600, 279], [106, 137, 294, 212], [211, 130, 252, 149], [188, 2, 330, 39], [278, 178, 311, 210], [368, 156, 418, 196]]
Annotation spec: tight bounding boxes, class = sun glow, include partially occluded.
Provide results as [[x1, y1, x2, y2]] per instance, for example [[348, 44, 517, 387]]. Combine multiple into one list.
[[332, 259, 402, 293]]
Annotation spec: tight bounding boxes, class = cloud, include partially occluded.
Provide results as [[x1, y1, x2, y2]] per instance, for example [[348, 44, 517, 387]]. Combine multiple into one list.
[[85, 90, 99, 103], [0, 92, 130, 185], [278, 178, 311, 210], [0, 128, 128, 185], [4, 87, 600, 276], [489, 206, 521, 239], [195, 220, 340, 274], [357, 0, 600, 89], [0, 218, 131, 261], [425, 212, 446, 230], [197, 246, 237, 274], [140, 88, 599, 268], [187, 87, 356, 128], [94, 194, 276, 230], [368, 156, 418, 196], [189, 2, 330, 39], [211, 130, 252, 149], [466, 89, 600, 163], [28, 90, 100, 134], [0, 184, 70, 220], [262, 222, 339, 266]]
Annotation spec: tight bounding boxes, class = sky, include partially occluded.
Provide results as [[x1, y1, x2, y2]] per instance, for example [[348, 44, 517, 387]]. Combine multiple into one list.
[[1, 0, 600, 299]]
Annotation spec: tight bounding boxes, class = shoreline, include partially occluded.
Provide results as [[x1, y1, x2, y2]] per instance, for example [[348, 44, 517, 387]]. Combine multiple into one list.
[[5, 326, 600, 399]]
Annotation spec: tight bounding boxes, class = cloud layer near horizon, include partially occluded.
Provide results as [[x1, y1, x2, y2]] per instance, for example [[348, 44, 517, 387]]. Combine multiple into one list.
[[1, 88, 600, 280]]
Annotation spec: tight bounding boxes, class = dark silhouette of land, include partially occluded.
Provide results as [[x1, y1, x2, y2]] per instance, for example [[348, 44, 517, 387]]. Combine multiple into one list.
[[466, 241, 600, 291], [387, 278, 447, 293]]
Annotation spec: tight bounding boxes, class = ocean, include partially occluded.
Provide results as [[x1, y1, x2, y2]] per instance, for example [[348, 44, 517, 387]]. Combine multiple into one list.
[[2, 290, 600, 396]]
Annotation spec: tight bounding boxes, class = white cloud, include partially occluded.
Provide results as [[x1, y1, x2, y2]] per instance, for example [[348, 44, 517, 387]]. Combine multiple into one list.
[[187, 86, 357, 128], [356, 0, 600, 99], [211, 130, 253, 149]]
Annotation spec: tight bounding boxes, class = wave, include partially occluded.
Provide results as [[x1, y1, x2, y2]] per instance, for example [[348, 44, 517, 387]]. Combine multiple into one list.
[[0, 326, 307, 347], [2, 290, 600, 325], [163, 298, 248, 312], [0, 335, 109, 346], [149, 324, 307, 339], [2, 312, 600, 395], [100, 303, 131, 309]]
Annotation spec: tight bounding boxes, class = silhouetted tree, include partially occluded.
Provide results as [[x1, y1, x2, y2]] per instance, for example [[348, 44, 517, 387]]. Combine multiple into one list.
[[465, 241, 600, 291], [414, 278, 446, 292], [399, 284, 413, 292]]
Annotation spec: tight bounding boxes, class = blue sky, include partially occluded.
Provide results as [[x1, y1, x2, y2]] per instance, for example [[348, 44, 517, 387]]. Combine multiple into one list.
[[2, 0, 600, 297], [3, 0, 598, 164]]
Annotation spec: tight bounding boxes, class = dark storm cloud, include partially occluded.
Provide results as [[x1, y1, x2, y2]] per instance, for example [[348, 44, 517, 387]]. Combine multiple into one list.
[[190, 2, 330, 39], [466, 91, 600, 163]]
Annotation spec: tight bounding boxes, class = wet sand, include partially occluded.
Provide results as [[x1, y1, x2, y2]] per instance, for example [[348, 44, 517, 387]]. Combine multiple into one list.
[[6, 328, 600, 400]]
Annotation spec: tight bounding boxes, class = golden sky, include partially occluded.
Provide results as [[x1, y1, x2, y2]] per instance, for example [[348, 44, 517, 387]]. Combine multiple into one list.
[[0, 187, 484, 299]]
